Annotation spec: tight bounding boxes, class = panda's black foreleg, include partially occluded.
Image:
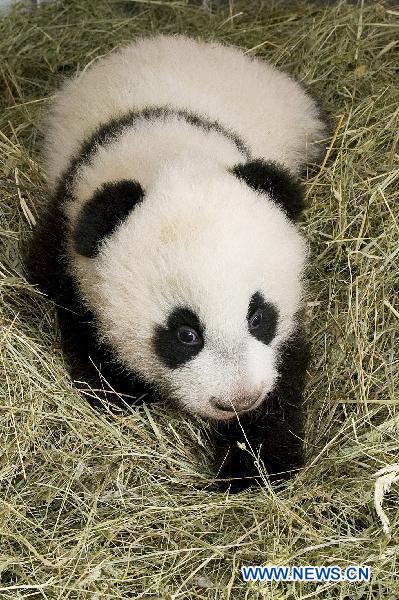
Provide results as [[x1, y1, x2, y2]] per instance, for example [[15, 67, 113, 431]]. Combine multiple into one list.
[[212, 396, 305, 493], [23, 195, 155, 410], [211, 329, 308, 493]]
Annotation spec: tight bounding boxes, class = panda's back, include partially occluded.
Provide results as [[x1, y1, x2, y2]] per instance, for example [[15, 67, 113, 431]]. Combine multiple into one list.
[[45, 35, 325, 189]]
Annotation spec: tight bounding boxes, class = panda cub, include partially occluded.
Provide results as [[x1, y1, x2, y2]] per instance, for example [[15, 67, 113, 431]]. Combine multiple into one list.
[[27, 35, 327, 492]]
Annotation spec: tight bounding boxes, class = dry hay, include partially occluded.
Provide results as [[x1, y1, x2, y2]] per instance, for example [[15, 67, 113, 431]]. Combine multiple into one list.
[[0, 1, 398, 598]]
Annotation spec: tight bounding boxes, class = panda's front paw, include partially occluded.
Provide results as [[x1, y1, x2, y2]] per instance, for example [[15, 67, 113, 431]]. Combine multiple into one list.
[[215, 442, 264, 493]]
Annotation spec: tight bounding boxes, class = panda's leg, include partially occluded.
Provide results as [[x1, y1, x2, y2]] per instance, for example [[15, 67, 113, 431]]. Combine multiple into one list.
[[24, 196, 155, 410], [211, 330, 308, 492]]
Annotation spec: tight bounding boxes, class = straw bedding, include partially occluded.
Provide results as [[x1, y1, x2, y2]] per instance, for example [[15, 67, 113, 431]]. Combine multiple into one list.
[[0, 1, 398, 598]]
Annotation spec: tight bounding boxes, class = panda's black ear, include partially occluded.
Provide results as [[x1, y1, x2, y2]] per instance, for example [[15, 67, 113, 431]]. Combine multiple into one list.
[[73, 180, 144, 258], [231, 159, 305, 221]]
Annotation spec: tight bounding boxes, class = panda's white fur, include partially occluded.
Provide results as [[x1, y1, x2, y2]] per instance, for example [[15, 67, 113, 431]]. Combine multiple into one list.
[[28, 35, 327, 488]]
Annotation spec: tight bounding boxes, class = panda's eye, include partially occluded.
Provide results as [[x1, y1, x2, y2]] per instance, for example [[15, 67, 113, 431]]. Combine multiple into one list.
[[248, 308, 263, 330], [177, 326, 202, 345], [247, 292, 278, 345]]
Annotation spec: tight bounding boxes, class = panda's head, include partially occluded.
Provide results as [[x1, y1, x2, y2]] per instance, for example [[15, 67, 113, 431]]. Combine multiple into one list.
[[70, 155, 307, 421]]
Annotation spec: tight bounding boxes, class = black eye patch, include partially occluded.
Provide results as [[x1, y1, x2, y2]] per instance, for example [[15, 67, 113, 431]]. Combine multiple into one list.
[[247, 291, 278, 345], [73, 179, 144, 258], [153, 307, 204, 369]]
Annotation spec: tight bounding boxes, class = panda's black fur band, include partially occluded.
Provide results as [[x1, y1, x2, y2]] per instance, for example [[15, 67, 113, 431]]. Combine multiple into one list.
[[73, 180, 145, 258], [54, 106, 251, 209], [232, 159, 305, 221]]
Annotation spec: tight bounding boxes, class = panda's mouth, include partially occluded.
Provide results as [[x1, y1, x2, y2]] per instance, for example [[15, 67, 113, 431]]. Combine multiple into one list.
[[211, 394, 263, 416], [212, 402, 235, 413]]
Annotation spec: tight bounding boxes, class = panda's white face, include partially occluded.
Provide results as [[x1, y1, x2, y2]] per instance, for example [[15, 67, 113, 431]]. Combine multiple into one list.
[[70, 157, 307, 421]]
